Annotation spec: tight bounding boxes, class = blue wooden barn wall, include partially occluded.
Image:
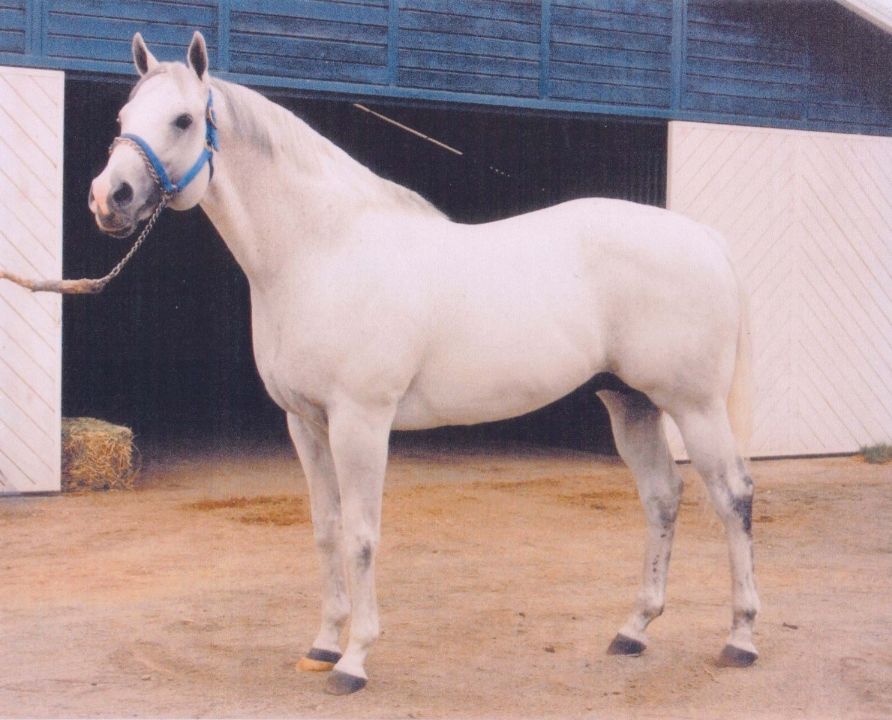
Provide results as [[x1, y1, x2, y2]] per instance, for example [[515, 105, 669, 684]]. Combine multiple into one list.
[[0, 0, 25, 55], [1, 0, 890, 135], [683, 1, 892, 133]]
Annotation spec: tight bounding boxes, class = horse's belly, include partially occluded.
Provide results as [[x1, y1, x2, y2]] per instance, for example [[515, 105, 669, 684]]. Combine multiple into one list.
[[393, 311, 604, 430], [394, 356, 596, 430]]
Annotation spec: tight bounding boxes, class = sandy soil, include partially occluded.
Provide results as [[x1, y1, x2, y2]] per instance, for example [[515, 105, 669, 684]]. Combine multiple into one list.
[[0, 442, 890, 719]]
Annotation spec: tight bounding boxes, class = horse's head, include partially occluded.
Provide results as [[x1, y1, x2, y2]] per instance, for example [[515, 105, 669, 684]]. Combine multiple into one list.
[[89, 32, 217, 238]]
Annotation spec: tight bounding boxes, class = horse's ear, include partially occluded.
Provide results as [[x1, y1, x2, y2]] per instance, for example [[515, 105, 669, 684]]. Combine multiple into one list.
[[187, 31, 209, 80], [132, 32, 158, 76]]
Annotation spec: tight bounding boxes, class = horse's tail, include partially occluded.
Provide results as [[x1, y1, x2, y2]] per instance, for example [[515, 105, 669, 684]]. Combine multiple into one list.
[[727, 274, 754, 459]]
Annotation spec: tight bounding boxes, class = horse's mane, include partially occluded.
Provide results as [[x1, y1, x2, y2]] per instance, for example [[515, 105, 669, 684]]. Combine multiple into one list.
[[209, 77, 447, 219]]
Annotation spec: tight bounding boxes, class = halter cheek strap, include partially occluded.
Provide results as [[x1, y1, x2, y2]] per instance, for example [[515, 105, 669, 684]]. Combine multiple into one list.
[[111, 89, 220, 197]]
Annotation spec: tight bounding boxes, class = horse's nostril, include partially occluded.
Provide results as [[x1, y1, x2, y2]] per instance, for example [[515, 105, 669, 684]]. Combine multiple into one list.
[[112, 182, 133, 206]]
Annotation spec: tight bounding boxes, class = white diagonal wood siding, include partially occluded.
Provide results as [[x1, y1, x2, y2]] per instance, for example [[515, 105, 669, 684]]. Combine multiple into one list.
[[0, 67, 64, 493], [666, 121, 892, 457]]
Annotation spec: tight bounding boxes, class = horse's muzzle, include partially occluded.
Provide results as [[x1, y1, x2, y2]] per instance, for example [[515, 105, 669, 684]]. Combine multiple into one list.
[[88, 181, 147, 239], [98, 220, 136, 239]]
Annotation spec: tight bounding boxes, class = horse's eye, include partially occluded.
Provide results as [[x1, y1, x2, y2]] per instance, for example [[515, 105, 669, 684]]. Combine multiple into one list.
[[174, 113, 193, 130]]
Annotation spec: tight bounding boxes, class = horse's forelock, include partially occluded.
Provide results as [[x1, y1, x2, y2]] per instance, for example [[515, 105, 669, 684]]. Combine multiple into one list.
[[128, 65, 168, 101], [128, 62, 203, 104]]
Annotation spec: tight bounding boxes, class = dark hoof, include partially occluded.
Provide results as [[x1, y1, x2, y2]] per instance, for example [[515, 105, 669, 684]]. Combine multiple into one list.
[[607, 633, 646, 656], [297, 647, 342, 672], [717, 644, 758, 668], [324, 670, 368, 695]]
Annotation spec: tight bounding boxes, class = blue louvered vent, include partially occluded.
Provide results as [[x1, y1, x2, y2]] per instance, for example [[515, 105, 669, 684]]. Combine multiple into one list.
[[45, 1, 218, 69], [683, 2, 807, 120], [230, 0, 389, 84], [549, 0, 673, 108], [0, 1, 888, 135], [0, 0, 25, 54], [397, 0, 541, 98], [805, 3, 892, 132]]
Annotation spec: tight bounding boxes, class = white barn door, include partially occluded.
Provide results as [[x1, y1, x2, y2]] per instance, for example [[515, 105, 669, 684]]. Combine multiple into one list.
[[666, 121, 892, 457], [0, 67, 64, 493]]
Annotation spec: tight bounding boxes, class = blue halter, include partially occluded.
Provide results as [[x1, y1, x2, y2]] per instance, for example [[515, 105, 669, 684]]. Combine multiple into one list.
[[112, 89, 220, 197]]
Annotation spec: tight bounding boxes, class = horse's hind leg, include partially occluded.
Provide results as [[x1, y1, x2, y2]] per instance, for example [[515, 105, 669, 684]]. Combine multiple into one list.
[[288, 412, 350, 674], [672, 400, 760, 666], [598, 389, 683, 656]]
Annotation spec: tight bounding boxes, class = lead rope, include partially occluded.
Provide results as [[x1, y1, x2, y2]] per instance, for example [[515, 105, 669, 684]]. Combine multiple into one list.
[[0, 194, 170, 295]]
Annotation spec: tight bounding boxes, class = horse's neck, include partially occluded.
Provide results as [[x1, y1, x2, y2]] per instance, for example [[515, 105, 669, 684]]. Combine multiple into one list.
[[199, 82, 414, 288]]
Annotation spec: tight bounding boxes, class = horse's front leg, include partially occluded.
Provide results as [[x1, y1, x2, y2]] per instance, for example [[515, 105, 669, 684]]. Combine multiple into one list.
[[324, 398, 394, 695], [288, 412, 350, 673]]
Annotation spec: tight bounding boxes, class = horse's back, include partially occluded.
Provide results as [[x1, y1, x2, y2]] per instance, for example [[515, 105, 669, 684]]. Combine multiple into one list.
[[441, 197, 739, 349]]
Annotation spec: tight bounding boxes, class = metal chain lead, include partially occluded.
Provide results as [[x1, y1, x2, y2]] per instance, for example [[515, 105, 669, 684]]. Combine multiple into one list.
[[94, 193, 170, 290]]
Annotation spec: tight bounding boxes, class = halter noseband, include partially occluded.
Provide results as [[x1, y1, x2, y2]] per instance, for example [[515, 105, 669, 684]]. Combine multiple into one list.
[[111, 88, 220, 198]]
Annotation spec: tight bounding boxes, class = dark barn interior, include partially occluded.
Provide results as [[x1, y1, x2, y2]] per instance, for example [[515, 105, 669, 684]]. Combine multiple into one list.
[[62, 77, 667, 455]]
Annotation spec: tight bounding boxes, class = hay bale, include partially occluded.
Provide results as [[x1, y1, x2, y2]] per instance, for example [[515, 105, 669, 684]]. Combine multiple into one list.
[[61, 417, 137, 492]]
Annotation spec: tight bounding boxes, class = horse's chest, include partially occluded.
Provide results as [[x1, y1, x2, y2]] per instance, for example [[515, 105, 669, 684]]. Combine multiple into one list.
[[249, 303, 336, 411]]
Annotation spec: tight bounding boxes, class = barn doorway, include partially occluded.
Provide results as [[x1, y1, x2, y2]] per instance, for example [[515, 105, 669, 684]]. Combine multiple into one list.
[[62, 77, 667, 455]]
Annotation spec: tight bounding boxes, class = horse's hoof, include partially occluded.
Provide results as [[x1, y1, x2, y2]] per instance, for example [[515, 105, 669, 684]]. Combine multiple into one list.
[[607, 633, 646, 656], [324, 670, 368, 695], [717, 644, 758, 668], [297, 647, 342, 673]]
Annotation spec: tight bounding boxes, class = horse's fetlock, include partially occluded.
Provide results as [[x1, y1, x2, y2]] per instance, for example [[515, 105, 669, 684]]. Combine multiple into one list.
[[348, 616, 380, 651], [637, 592, 665, 622], [733, 607, 758, 629], [365, 621, 381, 645], [325, 597, 351, 624]]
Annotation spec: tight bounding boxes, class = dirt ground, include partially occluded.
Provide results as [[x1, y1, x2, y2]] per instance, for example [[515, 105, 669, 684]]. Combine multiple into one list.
[[1, 441, 890, 719]]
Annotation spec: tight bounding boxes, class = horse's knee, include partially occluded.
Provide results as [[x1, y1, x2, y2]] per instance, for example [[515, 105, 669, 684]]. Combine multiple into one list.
[[344, 532, 379, 573], [313, 521, 342, 554]]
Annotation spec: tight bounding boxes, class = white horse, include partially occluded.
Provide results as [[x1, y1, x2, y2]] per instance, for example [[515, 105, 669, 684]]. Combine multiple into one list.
[[89, 32, 760, 695]]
